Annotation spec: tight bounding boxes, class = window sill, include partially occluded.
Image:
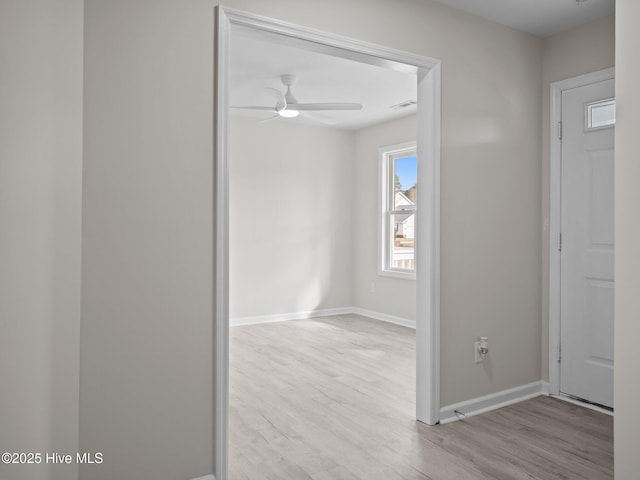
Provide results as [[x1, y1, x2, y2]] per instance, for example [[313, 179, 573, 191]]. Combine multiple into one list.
[[378, 269, 416, 281]]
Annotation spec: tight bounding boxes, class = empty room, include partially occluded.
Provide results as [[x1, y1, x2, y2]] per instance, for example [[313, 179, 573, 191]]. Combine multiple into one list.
[[226, 28, 423, 476], [2, 1, 639, 480]]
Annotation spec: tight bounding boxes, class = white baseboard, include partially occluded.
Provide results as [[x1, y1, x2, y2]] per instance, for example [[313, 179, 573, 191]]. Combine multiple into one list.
[[351, 307, 416, 329], [439, 380, 546, 424], [230, 306, 415, 328], [230, 307, 353, 327], [191, 475, 215, 480]]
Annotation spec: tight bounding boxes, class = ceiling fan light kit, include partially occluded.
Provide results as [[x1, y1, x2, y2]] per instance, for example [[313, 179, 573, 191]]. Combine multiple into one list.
[[278, 109, 299, 118]]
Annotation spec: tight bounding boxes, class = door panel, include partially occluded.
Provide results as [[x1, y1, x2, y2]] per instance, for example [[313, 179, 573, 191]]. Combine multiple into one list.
[[560, 78, 614, 408], [587, 151, 614, 247]]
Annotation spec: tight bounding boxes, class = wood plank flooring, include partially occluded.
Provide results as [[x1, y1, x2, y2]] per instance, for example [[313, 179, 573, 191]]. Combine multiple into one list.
[[229, 314, 613, 479]]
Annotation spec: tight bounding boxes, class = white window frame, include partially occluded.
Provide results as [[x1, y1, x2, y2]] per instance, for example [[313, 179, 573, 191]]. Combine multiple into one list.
[[379, 141, 417, 280]]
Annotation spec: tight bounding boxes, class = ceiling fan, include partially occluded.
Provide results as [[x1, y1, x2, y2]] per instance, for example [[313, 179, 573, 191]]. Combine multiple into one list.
[[232, 74, 363, 119]]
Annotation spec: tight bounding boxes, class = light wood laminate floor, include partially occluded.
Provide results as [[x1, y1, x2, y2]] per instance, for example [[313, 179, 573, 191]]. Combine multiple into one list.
[[229, 315, 613, 479]]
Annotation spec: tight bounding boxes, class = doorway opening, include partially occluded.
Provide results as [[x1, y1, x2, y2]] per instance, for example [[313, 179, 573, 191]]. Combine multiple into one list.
[[214, 7, 441, 480]]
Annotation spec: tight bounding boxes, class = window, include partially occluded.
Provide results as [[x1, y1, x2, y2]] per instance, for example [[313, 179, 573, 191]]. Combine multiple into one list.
[[379, 142, 417, 279], [586, 98, 616, 130]]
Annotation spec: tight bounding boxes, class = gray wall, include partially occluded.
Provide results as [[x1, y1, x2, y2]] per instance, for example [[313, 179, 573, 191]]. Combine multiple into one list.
[[353, 115, 417, 321], [229, 116, 354, 319], [0, 1, 83, 479], [80, 1, 214, 479], [615, 1, 640, 477]]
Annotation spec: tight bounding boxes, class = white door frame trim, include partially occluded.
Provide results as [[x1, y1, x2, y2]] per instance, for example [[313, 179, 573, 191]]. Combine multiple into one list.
[[214, 7, 441, 479], [548, 67, 615, 396]]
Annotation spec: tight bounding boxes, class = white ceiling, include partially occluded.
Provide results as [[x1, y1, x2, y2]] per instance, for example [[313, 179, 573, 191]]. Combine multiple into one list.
[[431, 0, 614, 38], [229, 0, 615, 130], [229, 26, 417, 131]]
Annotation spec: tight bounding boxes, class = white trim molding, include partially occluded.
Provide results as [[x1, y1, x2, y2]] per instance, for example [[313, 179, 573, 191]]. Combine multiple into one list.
[[215, 7, 441, 480], [191, 475, 215, 480], [351, 307, 416, 329], [439, 381, 547, 424], [548, 67, 615, 396], [415, 59, 441, 427], [214, 7, 231, 480], [230, 307, 353, 327], [230, 306, 415, 329]]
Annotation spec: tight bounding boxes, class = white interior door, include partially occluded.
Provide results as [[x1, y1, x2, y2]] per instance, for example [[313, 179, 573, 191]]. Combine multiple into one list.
[[560, 78, 615, 408]]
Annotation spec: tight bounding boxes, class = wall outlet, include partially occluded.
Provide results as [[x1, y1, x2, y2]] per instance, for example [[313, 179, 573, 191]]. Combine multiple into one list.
[[370, 281, 376, 293], [474, 341, 483, 363], [474, 337, 489, 363]]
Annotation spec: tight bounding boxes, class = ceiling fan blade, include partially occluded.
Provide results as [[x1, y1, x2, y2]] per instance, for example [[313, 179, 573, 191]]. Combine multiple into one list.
[[264, 87, 283, 99], [290, 102, 362, 111], [230, 106, 277, 111], [259, 114, 280, 123]]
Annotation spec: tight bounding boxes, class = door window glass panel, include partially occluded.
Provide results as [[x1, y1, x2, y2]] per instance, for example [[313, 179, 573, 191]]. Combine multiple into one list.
[[587, 99, 615, 129]]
